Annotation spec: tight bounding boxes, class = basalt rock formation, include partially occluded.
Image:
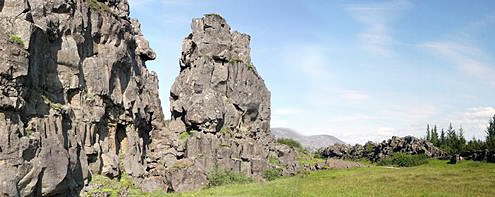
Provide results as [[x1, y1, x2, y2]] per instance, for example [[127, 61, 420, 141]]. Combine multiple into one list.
[[0, 1, 297, 194], [320, 136, 444, 162], [0, 0, 164, 195], [142, 14, 298, 192]]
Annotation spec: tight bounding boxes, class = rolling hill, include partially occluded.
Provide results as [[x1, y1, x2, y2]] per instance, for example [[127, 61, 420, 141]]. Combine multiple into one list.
[[271, 128, 345, 150]]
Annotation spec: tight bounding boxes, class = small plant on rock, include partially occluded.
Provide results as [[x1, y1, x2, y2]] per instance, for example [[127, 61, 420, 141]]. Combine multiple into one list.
[[179, 130, 196, 141], [9, 34, 24, 47], [86, 0, 111, 12]]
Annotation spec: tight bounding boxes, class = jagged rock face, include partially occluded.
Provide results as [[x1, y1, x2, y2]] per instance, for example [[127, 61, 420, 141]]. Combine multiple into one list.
[[321, 136, 445, 162], [171, 14, 271, 139], [0, 0, 163, 196], [142, 14, 297, 192]]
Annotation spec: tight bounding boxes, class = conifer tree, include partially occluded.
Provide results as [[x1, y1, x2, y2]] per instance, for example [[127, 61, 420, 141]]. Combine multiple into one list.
[[487, 114, 495, 149], [431, 125, 439, 146], [426, 124, 431, 142]]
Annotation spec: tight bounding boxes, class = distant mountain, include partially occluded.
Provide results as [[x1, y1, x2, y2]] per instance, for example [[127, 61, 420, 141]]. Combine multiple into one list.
[[271, 128, 346, 151]]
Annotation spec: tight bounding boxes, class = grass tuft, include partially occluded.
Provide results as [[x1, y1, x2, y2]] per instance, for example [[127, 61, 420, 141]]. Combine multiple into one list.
[[207, 168, 253, 187], [263, 168, 282, 181], [9, 34, 24, 47]]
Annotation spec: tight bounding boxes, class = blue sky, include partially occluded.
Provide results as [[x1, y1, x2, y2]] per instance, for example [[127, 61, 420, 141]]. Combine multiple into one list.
[[129, 0, 495, 144]]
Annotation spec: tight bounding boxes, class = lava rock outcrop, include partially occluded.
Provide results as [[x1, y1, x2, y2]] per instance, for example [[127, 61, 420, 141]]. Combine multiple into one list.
[[320, 136, 444, 162], [143, 14, 298, 192], [0, 0, 163, 195]]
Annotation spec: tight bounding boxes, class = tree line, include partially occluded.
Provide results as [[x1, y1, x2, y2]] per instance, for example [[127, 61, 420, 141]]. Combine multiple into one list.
[[425, 114, 495, 154]]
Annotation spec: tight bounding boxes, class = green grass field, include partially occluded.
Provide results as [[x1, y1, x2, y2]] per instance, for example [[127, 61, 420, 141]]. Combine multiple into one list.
[[166, 160, 495, 197]]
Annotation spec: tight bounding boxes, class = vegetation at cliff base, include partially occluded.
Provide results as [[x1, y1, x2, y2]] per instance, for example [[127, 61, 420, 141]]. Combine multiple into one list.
[[207, 168, 253, 187], [167, 160, 495, 197], [378, 152, 429, 167], [276, 138, 302, 149]]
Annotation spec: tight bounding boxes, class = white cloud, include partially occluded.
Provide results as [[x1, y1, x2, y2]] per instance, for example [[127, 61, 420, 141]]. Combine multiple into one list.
[[341, 90, 369, 102], [346, 0, 411, 56], [453, 107, 495, 136], [463, 107, 495, 120], [377, 127, 395, 136]]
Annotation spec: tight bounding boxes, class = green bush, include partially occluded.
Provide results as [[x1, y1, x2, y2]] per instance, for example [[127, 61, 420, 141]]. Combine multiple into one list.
[[276, 138, 302, 149], [179, 130, 196, 141], [378, 152, 429, 167], [86, 0, 110, 12], [9, 34, 24, 47], [208, 168, 253, 187], [263, 168, 282, 181]]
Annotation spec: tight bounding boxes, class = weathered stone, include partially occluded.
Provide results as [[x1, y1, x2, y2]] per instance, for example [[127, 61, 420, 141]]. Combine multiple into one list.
[[0, 0, 164, 195], [321, 136, 445, 162], [144, 14, 298, 192]]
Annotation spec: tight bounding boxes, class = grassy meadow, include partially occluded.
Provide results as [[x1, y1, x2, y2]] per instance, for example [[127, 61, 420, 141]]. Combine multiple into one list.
[[165, 160, 495, 197]]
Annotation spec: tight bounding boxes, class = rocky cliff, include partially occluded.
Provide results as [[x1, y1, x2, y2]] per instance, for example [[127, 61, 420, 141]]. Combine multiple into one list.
[[0, 0, 164, 195], [143, 14, 298, 192], [0, 2, 297, 195]]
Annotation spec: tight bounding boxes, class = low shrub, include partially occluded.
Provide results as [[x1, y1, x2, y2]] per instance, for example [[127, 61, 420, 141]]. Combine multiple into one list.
[[263, 168, 282, 181], [277, 138, 302, 149], [208, 168, 253, 187], [378, 152, 429, 167]]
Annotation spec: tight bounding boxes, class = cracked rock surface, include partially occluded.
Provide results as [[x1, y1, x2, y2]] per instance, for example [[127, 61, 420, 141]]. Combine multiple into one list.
[[143, 14, 298, 192], [0, 1, 297, 194], [0, 0, 163, 195]]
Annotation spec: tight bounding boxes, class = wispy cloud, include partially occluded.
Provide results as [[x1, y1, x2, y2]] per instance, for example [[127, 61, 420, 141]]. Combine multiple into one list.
[[341, 90, 369, 102], [421, 41, 495, 85], [377, 127, 395, 136], [273, 108, 305, 116], [346, 0, 411, 56], [286, 45, 331, 78]]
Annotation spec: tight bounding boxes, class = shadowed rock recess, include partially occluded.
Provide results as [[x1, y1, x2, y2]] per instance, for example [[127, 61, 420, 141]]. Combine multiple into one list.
[[0, 1, 297, 195]]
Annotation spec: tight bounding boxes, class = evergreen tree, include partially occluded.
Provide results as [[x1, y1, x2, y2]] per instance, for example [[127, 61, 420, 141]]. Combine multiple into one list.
[[426, 124, 431, 142], [440, 128, 446, 146], [458, 126, 466, 152], [446, 123, 457, 149], [487, 114, 495, 149], [432, 125, 439, 146]]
